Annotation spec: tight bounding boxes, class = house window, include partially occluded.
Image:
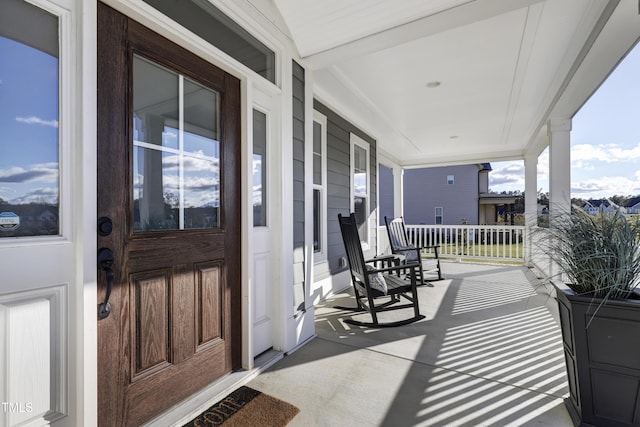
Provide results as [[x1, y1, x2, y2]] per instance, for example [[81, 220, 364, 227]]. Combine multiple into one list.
[[313, 111, 327, 260], [0, 0, 60, 238], [447, 175, 455, 185], [435, 207, 443, 225], [351, 134, 370, 247]]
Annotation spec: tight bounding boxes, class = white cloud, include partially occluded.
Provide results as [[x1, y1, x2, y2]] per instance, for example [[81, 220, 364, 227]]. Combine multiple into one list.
[[572, 143, 640, 166], [253, 184, 263, 206], [253, 158, 262, 175], [162, 153, 219, 173], [0, 164, 58, 183], [16, 116, 59, 128], [489, 161, 524, 188], [10, 187, 58, 205], [571, 175, 640, 198], [162, 131, 177, 139]]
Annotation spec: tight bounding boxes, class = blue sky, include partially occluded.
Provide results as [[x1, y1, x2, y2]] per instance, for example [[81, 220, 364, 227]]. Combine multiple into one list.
[[489, 42, 640, 199], [0, 36, 59, 205]]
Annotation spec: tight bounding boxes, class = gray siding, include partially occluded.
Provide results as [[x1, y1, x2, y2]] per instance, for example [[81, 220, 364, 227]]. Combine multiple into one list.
[[403, 165, 480, 225], [314, 100, 377, 275], [379, 164, 394, 226], [292, 60, 305, 311]]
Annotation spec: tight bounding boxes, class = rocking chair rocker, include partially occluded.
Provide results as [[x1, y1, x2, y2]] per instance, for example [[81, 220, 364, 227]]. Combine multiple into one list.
[[336, 213, 425, 327]]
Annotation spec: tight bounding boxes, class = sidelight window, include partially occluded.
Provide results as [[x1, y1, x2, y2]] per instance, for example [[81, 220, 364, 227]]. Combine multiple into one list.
[[253, 109, 267, 227], [0, 0, 60, 238]]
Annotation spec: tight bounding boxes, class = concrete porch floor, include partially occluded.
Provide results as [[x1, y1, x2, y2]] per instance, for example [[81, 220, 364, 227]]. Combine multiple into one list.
[[247, 262, 574, 427]]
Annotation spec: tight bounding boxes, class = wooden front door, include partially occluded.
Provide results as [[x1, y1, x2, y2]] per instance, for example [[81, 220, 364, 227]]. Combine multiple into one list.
[[97, 4, 241, 426]]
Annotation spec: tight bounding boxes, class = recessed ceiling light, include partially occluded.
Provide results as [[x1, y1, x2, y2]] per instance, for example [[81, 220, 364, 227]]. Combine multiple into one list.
[[426, 81, 441, 88]]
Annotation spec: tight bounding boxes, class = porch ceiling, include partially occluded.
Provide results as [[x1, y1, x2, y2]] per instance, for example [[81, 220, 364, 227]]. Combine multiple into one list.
[[274, 0, 640, 167]]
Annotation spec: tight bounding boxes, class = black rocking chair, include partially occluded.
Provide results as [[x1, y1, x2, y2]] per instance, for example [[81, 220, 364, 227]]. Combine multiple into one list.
[[336, 213, 425, 327], [385, 216, 443, 285]]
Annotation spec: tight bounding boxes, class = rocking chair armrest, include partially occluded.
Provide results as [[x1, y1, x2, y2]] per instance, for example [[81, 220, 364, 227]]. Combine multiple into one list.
[[365, 254, 396, 263], [368, 261, 421, 275], [417, 244, 440, 250], [417, 245, 441, 257], [366, 254, 399, 269]]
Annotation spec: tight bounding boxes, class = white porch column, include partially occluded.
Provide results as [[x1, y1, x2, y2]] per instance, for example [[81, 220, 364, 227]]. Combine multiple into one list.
[[547, 118, 572, 279], [394, 166, 404, 218], [524, 153, 538, 265], [548, 118, 572, 221]]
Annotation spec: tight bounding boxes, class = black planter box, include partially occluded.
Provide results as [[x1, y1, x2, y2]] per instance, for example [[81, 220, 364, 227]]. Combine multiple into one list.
[[556, 285, 640, 427]]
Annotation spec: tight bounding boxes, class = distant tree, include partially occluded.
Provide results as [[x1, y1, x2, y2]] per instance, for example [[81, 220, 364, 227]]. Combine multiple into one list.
[[610, 194, 634, 206], [514, 192, 524, 213], [538, 191, 549, 207], [571, 197, 587, 207]]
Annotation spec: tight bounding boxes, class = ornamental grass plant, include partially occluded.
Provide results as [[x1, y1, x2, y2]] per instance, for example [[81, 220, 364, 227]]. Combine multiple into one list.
[[546, 209, 640, 300]]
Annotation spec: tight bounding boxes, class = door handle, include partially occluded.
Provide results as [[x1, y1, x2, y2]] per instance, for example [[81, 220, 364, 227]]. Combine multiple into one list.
[[98, 247, 115, 319]]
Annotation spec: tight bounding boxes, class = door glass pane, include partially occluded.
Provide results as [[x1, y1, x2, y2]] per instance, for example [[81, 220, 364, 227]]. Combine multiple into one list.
[[184, 79, 219, 156], [0, 0, 59, 238], [133, 148, 179, 231], [183, 151, 219, 229], [133, 56, 178, 149], [132, 54, 221, 232], [253, 109, 267, 227], [183, 78, 220, 230]]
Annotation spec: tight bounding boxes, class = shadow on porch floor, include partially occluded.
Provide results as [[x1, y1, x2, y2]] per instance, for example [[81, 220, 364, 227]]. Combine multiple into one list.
[[247, 262, 574, 427]]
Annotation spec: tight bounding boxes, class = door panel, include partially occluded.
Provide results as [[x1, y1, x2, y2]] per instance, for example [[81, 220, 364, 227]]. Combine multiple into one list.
[[197, 262, 223, 348], [97, 4, 241, 426]]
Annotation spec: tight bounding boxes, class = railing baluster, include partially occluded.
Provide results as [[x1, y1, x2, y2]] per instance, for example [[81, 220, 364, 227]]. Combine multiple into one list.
[[376, 224, 525, 262]]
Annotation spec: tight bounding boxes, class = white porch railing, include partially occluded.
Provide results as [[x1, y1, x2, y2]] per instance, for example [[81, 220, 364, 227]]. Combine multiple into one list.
[[378, 224, 527, 262]]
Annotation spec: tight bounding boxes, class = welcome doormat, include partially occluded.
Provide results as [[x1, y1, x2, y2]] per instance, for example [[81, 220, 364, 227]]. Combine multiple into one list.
[[183, 386, 300, 427]]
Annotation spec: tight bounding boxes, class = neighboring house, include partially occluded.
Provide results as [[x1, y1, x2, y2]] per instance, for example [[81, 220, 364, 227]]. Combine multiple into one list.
[[582, 199, 622, 215], [37, 208, 58, 223], [1, 1, 638, 426], [625, 197, 640, 215], [403, 163, 517, 225]]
